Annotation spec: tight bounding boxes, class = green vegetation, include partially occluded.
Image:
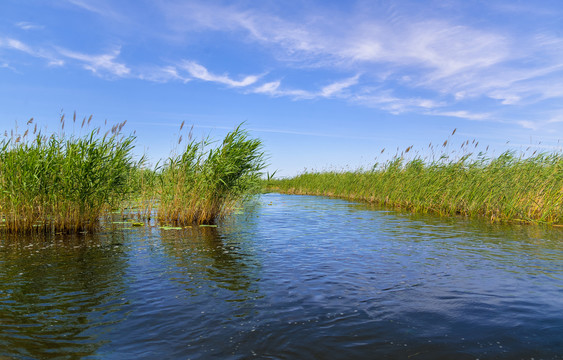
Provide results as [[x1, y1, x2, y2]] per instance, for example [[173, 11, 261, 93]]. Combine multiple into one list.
[[157, 123, 265, 225], [0, 117, 266, 233], [267, 134, 563, 225], [0, 116, 136, 233]]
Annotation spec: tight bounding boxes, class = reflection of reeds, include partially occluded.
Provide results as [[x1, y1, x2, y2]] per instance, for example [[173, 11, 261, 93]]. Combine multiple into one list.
[[0, 116, 136, 233], [268, 132, 563, 225]]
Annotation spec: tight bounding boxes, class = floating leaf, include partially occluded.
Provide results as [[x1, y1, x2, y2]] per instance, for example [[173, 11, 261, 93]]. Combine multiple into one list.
[[199, 224, 217, 228], [131, 222, 144, 227], [160, 226, 183, 230]]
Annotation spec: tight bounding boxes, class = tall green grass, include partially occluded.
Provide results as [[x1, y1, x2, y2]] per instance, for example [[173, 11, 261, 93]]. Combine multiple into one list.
[[157, 123, 266, 225], [0, 116, 137, 233], [268, 135, 563, 225], [0, 118, 266, 232]]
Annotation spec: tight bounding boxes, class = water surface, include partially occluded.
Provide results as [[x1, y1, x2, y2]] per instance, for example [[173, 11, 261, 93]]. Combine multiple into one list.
[[1, 193, 562, 359]]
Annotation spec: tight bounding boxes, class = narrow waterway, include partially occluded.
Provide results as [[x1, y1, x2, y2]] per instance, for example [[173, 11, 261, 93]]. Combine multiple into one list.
[[1, 193, 561, 359]]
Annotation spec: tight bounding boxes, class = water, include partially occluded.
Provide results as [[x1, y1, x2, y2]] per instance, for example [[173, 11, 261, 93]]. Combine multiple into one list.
[[1, 193, 562, 359]]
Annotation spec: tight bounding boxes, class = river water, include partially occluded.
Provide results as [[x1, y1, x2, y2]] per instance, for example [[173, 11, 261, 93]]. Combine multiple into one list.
[[0, 193, 562, 359]]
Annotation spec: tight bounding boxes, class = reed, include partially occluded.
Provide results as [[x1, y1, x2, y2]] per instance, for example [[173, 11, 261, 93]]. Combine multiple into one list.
[[158, 124, 265, 225], [125, 166, 160, 219], [267, 134, 563, 225], [0, 116, 137, 233], [0, 116, 266, 233], [157, 123, 266, 225]]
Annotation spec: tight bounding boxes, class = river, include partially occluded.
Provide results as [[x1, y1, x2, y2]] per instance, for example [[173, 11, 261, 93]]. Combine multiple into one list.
[[1, 193, 561, 359]]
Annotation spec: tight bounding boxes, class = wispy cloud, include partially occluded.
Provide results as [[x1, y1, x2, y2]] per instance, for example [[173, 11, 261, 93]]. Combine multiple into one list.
[[15, 21, 44, 31], [253, 81, 314, 99], [0, 37, 34, 53], [0, 37, 63, 66], [57, 47, 130, 77], [352, 92, 443, 114], [252, 75, 360, 100], [430, 110, 492, 121], [3, 0, 563, 131], [320, 74, 360, 97], [158, 2, 508, 74], [517, 120, 538, 130], [64, 0, 124, 21], [137, 65, 188, 83], [180, 61, 260, 87], [155, 1, 563, 124]]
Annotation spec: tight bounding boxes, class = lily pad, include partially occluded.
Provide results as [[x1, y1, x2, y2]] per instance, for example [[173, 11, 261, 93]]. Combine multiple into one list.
[[160, 226, 183, 230]]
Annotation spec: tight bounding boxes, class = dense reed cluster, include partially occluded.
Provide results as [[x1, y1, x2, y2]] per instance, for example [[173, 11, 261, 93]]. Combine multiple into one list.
[[158, 123, 265, 225], [0, 116, 136, 233], [268, 133, 563, 225], [0, 117, 266, 233]]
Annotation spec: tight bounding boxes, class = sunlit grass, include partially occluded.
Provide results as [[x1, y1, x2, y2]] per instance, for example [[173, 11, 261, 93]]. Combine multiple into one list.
[[0, 115, 137, 233], [157, 123, 266, 225], [0, 117, 266, 233], [267, 130, 563, 225]]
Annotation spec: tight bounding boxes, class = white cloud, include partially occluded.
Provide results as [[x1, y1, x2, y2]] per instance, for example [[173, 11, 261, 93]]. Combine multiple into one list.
[[155, 1, 563, 120], [57, 48, 130, 77], [0, 37, 64, 66], [547, 117, 563, 124], [253, 81, 281, 95], [517, 120, 538, 130], [4, 1, 563, 126], [15, 22, 44, 31], [158, 3, 508, 75], [138, 65, 188, 83], [252, 80, 314, 99], [64, 0, 124, 21], [431, 110, 491, 121], [320, 74, 360, 97], [350, 89, 444, 114], [1, 38, 34, 53], [180, 61, 260, 87], [251, 75, 360, 100]]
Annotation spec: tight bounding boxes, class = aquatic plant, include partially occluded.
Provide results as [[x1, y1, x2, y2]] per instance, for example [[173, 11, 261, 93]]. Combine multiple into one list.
[[157, 123, 266, 225], [0, 116, 137, 233], [125, 166, 160, 219], [0, 116, 266, 233], [267, 132, 563, 225]]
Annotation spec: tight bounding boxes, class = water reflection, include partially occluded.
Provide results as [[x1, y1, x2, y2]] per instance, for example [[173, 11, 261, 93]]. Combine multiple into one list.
[[159, 225, 262, 297], [0, 194, 562, 359], [0, 232, 129, 359]]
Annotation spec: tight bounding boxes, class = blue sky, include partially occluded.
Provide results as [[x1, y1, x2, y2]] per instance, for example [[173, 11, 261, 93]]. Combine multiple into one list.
[[1, 0, 563, 176]]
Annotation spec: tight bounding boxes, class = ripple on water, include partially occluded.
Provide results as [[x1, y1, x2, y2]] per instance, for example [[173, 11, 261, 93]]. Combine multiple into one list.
[[0, 193, 562, 359]]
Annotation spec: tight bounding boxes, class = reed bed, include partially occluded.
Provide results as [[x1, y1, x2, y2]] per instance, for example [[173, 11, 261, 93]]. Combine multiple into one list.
[[0, 116, 137, 233], [1, 117, 267, 233], [1, 118, 266, 233], [157, 123, 265, 225], [268, 133, 563, 225]]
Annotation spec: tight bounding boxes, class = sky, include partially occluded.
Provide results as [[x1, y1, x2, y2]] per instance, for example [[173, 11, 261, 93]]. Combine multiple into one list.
[[1, 0, 563, 176]]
